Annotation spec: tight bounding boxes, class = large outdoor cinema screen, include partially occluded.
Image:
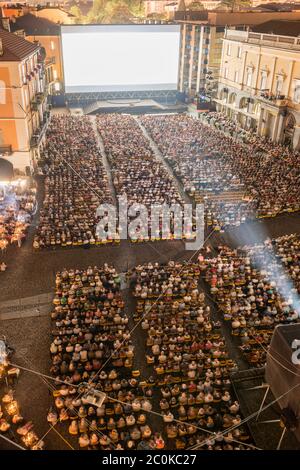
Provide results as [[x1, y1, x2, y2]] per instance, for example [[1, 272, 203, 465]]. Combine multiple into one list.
[[61, 24, 181, 93]]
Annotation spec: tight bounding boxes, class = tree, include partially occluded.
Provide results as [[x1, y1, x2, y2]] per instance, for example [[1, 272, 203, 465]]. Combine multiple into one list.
[[70, 5, 83, 23], [188, 1, 205, 10], [86, 0, 141, 24], [218, 0, 251, 12], [87, 0, 107, 23], [102, 1, 133, 23]]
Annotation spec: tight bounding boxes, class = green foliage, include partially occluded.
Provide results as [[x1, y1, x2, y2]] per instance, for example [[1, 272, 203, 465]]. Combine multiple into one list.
[[218, 0, 251, 11], [70, 5, 83, 23], [188, 1, 205, 11], [83, 0, 145, 24]]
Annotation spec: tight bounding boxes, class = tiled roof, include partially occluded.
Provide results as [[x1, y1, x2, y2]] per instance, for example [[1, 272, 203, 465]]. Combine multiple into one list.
[[0, 28, 39, 61], [9, 13, 60, 36]]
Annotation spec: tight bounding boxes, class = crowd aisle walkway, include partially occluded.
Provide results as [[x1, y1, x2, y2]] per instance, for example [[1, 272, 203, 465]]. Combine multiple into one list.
[[91, 116, 117, 206], [134, 116, 191, 205]]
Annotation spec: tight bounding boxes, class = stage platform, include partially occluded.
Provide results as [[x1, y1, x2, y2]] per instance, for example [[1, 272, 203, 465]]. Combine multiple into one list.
[[82, 99, 187, 115]]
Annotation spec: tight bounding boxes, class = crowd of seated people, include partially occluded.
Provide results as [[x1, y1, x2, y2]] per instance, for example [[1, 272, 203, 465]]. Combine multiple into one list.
[[33, 116, 113, 249], [200, 112, 252, 141], [204, 239, 299, 367], [130, 261, 253, 450], [141, 114, 244, 196], [0, 345, 44, 449], [140, 114, 300, 229], [49, 265, 163, 450], [0, 184, 36, 252], [246, 233, 300, 294], [97, 114, 185, 241]]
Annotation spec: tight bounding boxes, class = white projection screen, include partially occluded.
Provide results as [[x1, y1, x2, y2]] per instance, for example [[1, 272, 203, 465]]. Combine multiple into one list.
[[61, 25, 181, 93]]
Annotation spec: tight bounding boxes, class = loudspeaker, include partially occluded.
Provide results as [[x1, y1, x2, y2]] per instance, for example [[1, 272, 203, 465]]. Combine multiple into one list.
[[266, 324, 300, 441]]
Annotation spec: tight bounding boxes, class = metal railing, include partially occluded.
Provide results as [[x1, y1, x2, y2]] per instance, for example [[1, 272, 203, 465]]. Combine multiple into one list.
[[225, 29, 300, 50]]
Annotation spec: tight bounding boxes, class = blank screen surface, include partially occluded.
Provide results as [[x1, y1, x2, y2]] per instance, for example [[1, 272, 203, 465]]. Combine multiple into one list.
[[61, 25, 181, 93]]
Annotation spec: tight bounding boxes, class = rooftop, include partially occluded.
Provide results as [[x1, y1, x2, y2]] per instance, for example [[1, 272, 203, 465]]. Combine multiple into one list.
[[9, 13, 60, 35], [251, 19, 300, 36], [0, 27, 39, 60]]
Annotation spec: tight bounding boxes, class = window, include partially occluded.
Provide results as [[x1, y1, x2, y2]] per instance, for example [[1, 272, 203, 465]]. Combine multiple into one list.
[[24, 89, 28, 107], [50, 40, 55, 50], [224, 68, 228, 79], [293, 80, 300, 103], [53, 69, 58, 80], [260, 71, 267, 91], [246, 69, 253, 87], [275, 76, 284, 94], [226, 43, 231, 56], [237, 46, 242, 58], [234, 71, 239, 83], [21, 63, 26, 84]]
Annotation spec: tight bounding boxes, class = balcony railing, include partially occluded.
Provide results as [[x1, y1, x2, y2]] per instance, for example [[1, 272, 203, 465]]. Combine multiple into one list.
[[30, 114, 50, 148], [45, 56, 56, 67], [31, 100, 38, 111], [224, 29, 300, 51], [31, 92, 47, 111], [257, 92, 289, 107]]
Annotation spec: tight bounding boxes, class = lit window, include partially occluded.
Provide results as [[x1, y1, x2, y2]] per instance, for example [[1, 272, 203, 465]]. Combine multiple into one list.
[[224, 68, 228, 79], [51, 41, 55, 50], [234, 71, 239, 83], [237, 46, 242, 58], [53, 69, 58, 80], [227, 43, 231, 56]]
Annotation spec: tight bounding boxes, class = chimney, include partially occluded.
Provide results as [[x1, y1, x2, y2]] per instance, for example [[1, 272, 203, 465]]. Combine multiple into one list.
[[0, 38, 3, 57]]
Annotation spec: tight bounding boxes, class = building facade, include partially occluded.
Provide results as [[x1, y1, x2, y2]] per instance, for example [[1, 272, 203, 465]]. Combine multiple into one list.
[[178, 19, 223, 98], [0, 29, 48, 172], [9, 13, 63, 95], [216, 26, 300, 148], [176, 11, 300, 99]]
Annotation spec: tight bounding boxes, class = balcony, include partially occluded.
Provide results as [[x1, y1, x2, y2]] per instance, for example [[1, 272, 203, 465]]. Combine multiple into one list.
[[31, 99, 38, 111], [30, 114, 49, 148], [256, 92, 289, 108], [31, 92, 47, 111], [45, 56, 56, 67], [36, 92, 46, 104], [224, 29, 300, 52]]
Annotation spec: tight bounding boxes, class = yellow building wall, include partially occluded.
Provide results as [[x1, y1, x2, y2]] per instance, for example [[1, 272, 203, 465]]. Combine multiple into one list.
[[27, 35, 63, 84], [220, 38, 300, 106], [0, 120, 18, 150], [0, 65, 19, 150]]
